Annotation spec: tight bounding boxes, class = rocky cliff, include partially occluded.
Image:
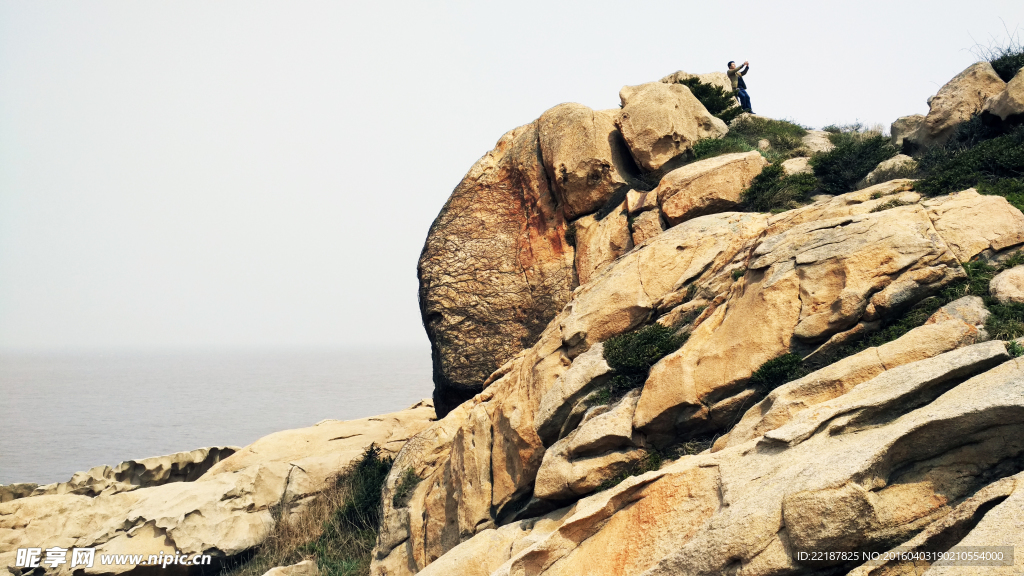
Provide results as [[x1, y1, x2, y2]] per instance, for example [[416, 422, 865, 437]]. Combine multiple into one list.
[[378, 62, 1024, 575]]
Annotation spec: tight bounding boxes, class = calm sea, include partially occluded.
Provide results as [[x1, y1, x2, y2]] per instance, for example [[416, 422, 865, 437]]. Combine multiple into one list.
[[0, 348, 434, 485]]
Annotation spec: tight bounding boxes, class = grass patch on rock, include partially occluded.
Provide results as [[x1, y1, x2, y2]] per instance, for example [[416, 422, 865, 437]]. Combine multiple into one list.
[[693, 116, 808, 163], [599, 324, 687, 402], [915, 126, 1024, 212], [597, 449, 663, 491], [811, 127, 899, 194], [741, 163, 819, 212], [223, 445, 393, 576]]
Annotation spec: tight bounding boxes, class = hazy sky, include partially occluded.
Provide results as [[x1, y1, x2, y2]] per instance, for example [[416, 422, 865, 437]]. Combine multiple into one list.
[[2, 1, 1022, 350]]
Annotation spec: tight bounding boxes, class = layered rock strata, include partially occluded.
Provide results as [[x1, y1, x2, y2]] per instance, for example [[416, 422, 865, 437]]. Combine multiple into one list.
[[374, 180, 1024, 574]]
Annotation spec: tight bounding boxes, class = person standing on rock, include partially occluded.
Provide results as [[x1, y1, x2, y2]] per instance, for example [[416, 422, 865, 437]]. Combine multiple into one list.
[[727, 60, 753, 114]]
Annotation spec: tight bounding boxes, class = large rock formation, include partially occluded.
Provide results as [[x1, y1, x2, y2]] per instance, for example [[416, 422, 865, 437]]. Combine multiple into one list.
[[419, 86, 727, 417], [903, 61, 1007, 151], [373, 176, 1024, 574], [0, 402, 435, 576]]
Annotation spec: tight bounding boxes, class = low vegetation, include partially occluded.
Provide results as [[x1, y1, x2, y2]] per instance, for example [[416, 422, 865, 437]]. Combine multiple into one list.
[[915, 125, 1024, 212], [674, 76, 743, 124], [597, 449, 663, 491], [223, 445, 393, 576], [741, 164, 818, 212], [693, 116, 808, 163], [600, 324, 687, 402], [391, 468, 421, 508], [811, 125, 899, 194], [972, 32, 1024, 82]]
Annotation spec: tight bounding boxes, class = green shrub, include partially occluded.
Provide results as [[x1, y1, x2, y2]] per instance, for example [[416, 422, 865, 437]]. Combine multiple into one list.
[[600, 324, 687, 401], [742, 163, 819, 212], [1007, 340, 1024, 358], [731, 268, 747, 281], [988, 302, 1024, 340], [991, 48, 1024, 82], [811, 131, 899, 194], [597, 449, 663, 491], [300, 445, 393, 575], [675, 77, 743, 124], [692, 135, 754, 160], [226, 444, 395, 576], [730, 116, 808, 161], [974, 33, 1024, 82], [749, 353, 807, 393], [915, 127, 1024, 210], [391, 468, 421, 508]]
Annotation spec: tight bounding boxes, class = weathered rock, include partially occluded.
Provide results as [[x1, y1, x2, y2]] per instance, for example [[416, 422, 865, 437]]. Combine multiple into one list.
[[906, 62, 1007, 150], [926, 295, 991, 334], [991, 265, 1024, 304], [23, 447, 237, 500], [373, 213, 769, 575], [801, 129, 834, 153], [766, 179, 918, 230], [716, 303, 986, 451], [0, 484, 37, 503], [535, 343, 611, 445], [572, 202, 632, 286], [847, 473, 1021, 575], [261, 560, 319, 576], [923, 188, 1024, 262], [624, 189, 657, 214], [534, 391, 645, 501], [780, 156, 811, 176], [415, 353, 1024, 576], [635, 203, 966, 443], [538, 104, 633, 219], [655, 151, 768, 226], [890, 114, 925, 150], [983, 68, 1024, 124], [616, 82, 728, 171], [418, 122, 576, 416], [855, 154, 918, 189], [659, 70, 732, 93], [0, 402, 435, 576], [630, 209, 664, 246]]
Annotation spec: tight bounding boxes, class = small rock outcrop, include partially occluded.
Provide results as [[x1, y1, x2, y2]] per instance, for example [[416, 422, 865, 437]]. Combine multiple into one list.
[[0, 402, 436, 576], [891, 113, 925, 150], [991, 265, 1024, 304], [654, 150, 767, 226], [984, 67, 1024, 125], [616, 82, 728, 171], [856, 153, 918, 189], [903, 61, 1007, 151]]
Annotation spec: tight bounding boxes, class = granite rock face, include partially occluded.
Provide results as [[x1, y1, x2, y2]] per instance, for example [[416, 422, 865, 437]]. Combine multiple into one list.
[[374, 180, 1024, 575]]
